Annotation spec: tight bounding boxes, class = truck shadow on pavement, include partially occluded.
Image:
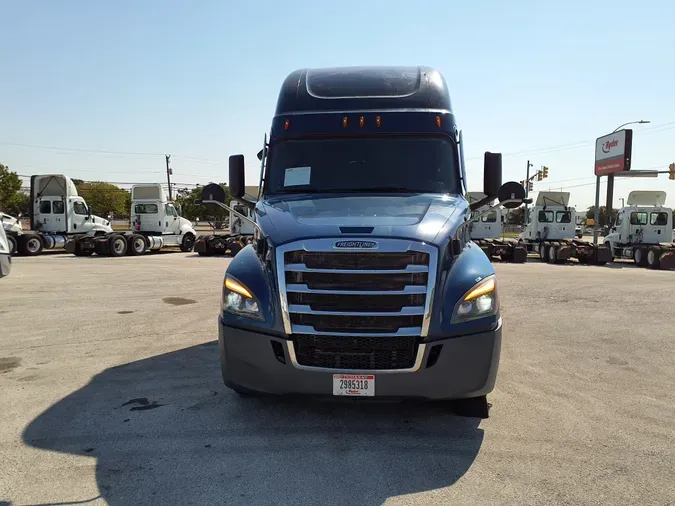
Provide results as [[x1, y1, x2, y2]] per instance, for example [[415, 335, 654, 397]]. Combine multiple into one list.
[[22, 341, 484, 506]]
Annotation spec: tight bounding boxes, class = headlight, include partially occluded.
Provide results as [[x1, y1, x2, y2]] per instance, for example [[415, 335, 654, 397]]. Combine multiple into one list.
[[222, 275, 263, 320], [450, 275, 499, 323]]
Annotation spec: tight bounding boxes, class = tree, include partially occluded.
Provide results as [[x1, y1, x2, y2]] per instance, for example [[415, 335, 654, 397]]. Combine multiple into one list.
[[585, 206, 618, 226], [505, 206, 525, 225], [0, 163, 30, 216], [174, 184, 230, 224], [74, 181, 130, 218]]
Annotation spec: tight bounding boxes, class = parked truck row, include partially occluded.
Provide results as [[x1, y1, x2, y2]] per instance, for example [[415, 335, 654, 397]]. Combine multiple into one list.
[[1, 174, 256, 258]]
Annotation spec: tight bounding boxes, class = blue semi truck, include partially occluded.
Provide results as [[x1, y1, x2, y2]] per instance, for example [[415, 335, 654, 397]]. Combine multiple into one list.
[[200, 66, 527, 417]]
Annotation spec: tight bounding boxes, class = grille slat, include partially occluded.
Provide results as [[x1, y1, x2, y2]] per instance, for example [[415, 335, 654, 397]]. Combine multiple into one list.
[[286, 271, 428, 291], [285, 251, 429, 270], [290, 313, 423, 333], [287, 292, 426, 312]]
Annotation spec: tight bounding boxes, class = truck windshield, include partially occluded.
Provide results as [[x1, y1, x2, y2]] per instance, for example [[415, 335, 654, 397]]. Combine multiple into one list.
[[265, 136, 459, 195]]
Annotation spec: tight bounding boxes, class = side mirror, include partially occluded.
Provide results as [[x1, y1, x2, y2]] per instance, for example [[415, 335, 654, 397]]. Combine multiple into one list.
[[483, 152, 503, 198], [256, 147, 267, 161], [229, 154, 245, 199], [497, 181, 527, 209], [177, 204, 183, 217], [87, 206, 92, 220]]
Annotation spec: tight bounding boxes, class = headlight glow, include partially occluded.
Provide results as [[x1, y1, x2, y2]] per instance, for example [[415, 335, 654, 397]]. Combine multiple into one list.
[[451, 275, 499, 323], [222, 275, 263, 320]]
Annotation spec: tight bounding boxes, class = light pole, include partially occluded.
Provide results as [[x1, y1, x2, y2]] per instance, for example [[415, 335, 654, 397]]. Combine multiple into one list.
[[593, 120, 650, 245]]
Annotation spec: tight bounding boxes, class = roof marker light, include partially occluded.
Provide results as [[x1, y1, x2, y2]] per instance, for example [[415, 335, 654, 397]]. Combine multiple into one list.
[[284, 119, 290, 131], [436, 116, 441, 128], [342, 116, 348, 128], [376, 116, 381, 127], [359, 116, 365, 127]]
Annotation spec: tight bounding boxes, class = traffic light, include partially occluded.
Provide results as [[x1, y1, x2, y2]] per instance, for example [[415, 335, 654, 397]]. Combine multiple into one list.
[[669, 162, 675, 180], [542, 166, 549, 178], [528, 180, 534, 191], [537, 170, 543, 181]]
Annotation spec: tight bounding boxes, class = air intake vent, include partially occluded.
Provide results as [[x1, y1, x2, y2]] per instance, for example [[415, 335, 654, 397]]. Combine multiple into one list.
[[339, 227, 374, 234]]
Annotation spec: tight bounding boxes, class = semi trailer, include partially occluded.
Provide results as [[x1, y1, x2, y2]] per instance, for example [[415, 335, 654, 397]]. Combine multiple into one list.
[[603, 190, 675, 270], [5, 174, 113, 256], [467, 192, 527, 263], [65, 183, 197, 256], [517, 191, 611, 265], [203, 65, 528, 418]]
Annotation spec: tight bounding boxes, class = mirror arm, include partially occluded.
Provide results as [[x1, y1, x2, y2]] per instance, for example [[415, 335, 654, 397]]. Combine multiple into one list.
[[195, 199, 265, 237], [469, 196, 495, 212]]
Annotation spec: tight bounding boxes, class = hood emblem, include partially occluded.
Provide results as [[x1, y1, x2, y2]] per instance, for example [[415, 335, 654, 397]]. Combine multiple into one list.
[[333, 240, 379, 249]]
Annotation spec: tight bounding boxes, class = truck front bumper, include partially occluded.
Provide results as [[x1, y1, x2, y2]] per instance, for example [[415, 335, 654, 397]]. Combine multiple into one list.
[[218, 317, 502, 400]]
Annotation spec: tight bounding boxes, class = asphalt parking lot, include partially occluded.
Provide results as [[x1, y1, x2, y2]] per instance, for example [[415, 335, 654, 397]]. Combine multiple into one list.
[[1, 253, 674, 505]]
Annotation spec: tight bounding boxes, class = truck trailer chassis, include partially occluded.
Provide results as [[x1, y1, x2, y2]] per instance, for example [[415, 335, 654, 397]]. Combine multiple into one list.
[[523, 239, 612, 265], [473, 238, 527, 263]]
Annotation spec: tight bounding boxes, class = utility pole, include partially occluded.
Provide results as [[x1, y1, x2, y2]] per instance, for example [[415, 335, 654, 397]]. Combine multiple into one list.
[[524, 160, 533, 225], [165, 154, 173, 200]]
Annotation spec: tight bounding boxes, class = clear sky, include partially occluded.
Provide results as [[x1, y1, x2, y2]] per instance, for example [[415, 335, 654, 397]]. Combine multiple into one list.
[[1, 0, 674, 210]]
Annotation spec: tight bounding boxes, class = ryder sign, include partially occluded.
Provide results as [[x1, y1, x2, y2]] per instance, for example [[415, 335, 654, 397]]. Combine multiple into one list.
[[595, 129, 633, 176]]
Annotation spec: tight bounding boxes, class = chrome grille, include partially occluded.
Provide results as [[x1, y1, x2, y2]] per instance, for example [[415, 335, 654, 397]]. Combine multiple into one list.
[[276, 238, 437, 371]]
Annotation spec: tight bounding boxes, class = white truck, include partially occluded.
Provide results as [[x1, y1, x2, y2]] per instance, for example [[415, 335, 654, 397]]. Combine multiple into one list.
[[518, 191, 611, 265], [4, 174, 113, 256], [467, 192, 527, 263], [0, 222, 11, 278], [66, 183, 197, 256], [603, 190, 675, 270], [194, 186, 256, 256]]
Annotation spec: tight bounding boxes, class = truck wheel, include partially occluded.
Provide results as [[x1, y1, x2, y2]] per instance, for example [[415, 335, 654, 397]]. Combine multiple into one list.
[[20, 235, 44, 256], [647, 246, 662, 269], [451, 395, 491, 419], [548, 245, 558, 264], [127, 234, 146, 256], [634, 247, 648, 267], [7, 235, 18, 256], [180, 233, 195, 252], [539, 244, 548, 261], [108, 234, 127, 257]]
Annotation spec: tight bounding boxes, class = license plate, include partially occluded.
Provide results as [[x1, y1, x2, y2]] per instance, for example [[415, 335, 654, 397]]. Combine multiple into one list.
[[332, 374, 375, 397]]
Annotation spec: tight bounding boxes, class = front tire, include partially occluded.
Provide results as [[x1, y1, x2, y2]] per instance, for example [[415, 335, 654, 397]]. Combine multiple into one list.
[[451, 395, 491, 419], [180, 233, 195, 253]]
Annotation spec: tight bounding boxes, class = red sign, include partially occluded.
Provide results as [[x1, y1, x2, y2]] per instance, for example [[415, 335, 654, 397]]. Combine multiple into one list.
[[594, 129, 633, 176]]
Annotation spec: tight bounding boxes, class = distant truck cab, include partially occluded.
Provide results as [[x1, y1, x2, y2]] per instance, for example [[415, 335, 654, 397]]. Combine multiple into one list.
[[517, 191, 610, 265], [604, 190, 675, 269], [208, 66, 526, 417], [67, 183, 197, 256]]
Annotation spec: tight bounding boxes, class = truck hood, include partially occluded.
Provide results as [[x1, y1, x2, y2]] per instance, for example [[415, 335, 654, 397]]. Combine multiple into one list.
[[256, 193, 468, 247]]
